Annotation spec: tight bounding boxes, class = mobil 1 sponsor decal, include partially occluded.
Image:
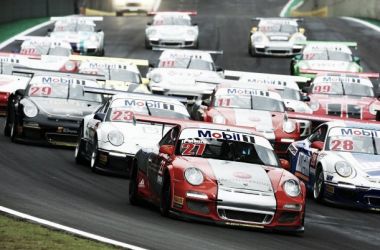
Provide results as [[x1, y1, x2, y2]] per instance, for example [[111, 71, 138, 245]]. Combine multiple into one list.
[[197, 129, 254, 142], [340, 128, 379, 137], [226, 88, 269, 96], [41, 77, 75, 84], [125, 99, 174, 110]]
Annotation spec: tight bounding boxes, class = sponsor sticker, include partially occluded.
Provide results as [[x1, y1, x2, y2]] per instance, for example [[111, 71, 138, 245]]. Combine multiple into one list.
[[225, 222, 264, 229], [173, 195, 184, 209], [138, 179, 145, 188], [325, 185, 334, 194], [288, 143, 298, 156], [99, 154, 107, 163]]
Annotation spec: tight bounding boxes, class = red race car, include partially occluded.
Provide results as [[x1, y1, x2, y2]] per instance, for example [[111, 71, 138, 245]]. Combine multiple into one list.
[[129, 115, 306, 233], [302, 72, 380, 120], [192, 82, 300, 156]]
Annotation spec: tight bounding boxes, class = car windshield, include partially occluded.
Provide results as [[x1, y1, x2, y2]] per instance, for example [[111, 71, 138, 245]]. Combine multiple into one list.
[[177, 131, 279, 166], [326, 127, 380, 154], [153, 18, 191, 26], [27, 82, 102, 102], [54, 24, 95, 32], [109, 99, 190, 120], [310, 82, 374, 97], [276, 87, 302, 101], [157, 58, 215, 71], [47, 47, 72, 56], [213, 94, 285, 112], [108, 69, 141, 83], [302, 51, 353, 62], [259, 24, 297, 33]]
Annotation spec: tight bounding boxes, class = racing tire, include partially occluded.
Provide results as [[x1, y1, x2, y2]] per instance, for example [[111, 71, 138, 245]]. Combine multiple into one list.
[[3, 114, 11, 136], [129, 163, 140, 206], [160, 174, 172, 217], [313, 166, 325, 203], [90, 138, 99, 173], [10, 114, 17, 142], [75, 125, 87, 165]]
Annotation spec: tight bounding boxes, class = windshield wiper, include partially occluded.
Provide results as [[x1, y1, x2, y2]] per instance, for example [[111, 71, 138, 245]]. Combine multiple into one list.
[[67, 83, 70, 100], [339, 81, 346, 95], [371, 132, 378, 155], [145, 101, 152, 116], [186, 58, 192, 69]]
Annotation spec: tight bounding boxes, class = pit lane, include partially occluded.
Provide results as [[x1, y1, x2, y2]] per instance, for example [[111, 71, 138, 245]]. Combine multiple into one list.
[[1, 0, 380, 249]]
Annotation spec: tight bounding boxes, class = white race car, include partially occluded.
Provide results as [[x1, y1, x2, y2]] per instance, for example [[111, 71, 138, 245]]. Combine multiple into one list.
[[75, 91, 190, 176], [147, 49, 224, 104], [48, 17, 105, 56], [17, 36, 74, 56], [249, 18, 306, 57], [287, 122, 380, 211], [113, 0, 156, 16], [145, 11, 198, 49]]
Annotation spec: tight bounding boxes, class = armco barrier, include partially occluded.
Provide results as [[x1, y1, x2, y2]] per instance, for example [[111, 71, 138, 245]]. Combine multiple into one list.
[[290, 0, 380, 19]]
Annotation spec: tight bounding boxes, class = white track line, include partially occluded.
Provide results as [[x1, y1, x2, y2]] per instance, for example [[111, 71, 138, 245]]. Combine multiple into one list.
[[153, 0, 162, 11], [341, 16, 380, 33], [0, 206, 148, 250], [280, 0, 303, 17]]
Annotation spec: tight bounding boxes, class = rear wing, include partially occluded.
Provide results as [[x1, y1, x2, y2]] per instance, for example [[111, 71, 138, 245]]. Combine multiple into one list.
[[152, 47, 223, 55], [83, 86, 188, 105], [224, 70, 310, 84], [50, 16, 103, 21], [252, 17, 303, 22], [147, 11, 197, 16], [10, 66, 106, 81], [294, 41, 357, 47], [300, 69, 379, 78], [69, 55, 149, 67]]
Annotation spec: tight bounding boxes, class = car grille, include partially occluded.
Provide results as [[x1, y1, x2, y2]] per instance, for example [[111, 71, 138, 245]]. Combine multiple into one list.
[[161, 42, 183, 47], [337, 189, 357, 202], [24, 128, 42, 139], [217, 208, 273, 224], [187, 200, 210, 214], [365, 196, 380, 206], [45, 133, 77, 144], [278, 211, 299, 223]]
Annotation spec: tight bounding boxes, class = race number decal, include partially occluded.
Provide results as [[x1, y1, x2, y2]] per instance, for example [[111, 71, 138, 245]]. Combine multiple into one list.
[[331, 140, 353, 151], [29, 86, 52, 96], [304, 53, 316, 60], [313, 85, 331, 93], [182, 143, 206, 156], [217, 98, 231, 107], [80, 70, 98, 75], [20, 48, 36, 55], [111, 110, 134, 121], [159, 60, 175, 68]]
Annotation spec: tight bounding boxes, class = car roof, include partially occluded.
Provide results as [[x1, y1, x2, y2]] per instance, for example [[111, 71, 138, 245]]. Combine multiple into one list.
[[29, 75, 100, 87], [313, 73, 373, 87], [239, 75, 300, 90], [327, 121, 380, 131], [153, 12, 192, 20], [21, 38, 72, 50], [214, 83, 283, 101], [78, 60, 140, 73], [159, 49, 213, 62], [111, 93, 186, 106], [258, 18, 299, 26], [303, 43, 352, 54]]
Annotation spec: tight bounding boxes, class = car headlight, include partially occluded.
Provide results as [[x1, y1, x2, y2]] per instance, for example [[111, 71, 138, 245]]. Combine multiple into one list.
[[309, 100, 319, 111], [369, 104, 378, 115], [65, 61, 76, 71], [184, 167, 204, 186], [187, 29, 195, 36], [23, 101, 38, 118], [152, 73, 162, 83], [293, 35, 305, 42], [108, 130, 124, 146], [148, 29, 156, 36], [283, 120, 296, 133], [253, 35, 263, 43], [213, 115, 226, 124], [283, 179, 301, 198], [335, 162, 353, 177], [90, 35, 98, 41]]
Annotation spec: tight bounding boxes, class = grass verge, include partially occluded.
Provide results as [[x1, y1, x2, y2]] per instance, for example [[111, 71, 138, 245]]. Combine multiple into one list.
[[0, 17, 50, 43]]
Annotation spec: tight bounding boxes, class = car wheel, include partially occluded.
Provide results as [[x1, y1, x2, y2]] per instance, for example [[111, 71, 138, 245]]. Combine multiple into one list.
[[145, 37, 152, 49], [129, 163, 140, 206], [3, 114, 11, 136], [313, 166, 325, 202], [75, 124, 87, 165], [160, 174, 172, 217], [90, 138, 99, 173], [10, 114, 17, 142]]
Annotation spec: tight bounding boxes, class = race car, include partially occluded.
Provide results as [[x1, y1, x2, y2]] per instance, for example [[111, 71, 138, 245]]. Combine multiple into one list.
[[129, 116, 306, 233], [0, 73, 30, 115], [16, 36, 74, 56], [113, 0, 156, 16], [286, 121, 380, 211], [3, 67, 104, 147], [71, 55, 150, 93], [191, 82, 300, 157], [248, 18, 306, 57], [147, 49, 224, 104], [303, 72, 380, 120], [290, 41, 362, 79], [48, 16, 105, 56], [75, 90, 189, 176], [145, 11, 198, 49]]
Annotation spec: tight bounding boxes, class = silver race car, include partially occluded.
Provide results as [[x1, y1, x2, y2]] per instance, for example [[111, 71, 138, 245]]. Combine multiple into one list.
[[113, 0, 156, 16], [249, 18, 306, 57]]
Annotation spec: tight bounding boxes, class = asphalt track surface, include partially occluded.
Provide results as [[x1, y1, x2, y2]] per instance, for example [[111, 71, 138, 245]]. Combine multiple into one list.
[[1, 0, 380, 249]]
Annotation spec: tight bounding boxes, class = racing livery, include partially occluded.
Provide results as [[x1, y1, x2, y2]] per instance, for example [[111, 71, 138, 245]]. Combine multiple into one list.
[[304, 73, 380, 120], [248, 18, 306, 57], [0, 73, 30, 115], [4, 68, 104, 147], [48, 17, 105, 56], [290, 41, 362, 79], [145, 11, 198, 49], [147, 49, 224, 104], [192, 82, 300, 156], [130, 117, 306, 232], [75, 91, 190, 176], [287, 122, 380, 211]]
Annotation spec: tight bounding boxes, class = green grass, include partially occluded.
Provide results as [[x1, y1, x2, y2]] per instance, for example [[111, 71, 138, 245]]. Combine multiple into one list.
[[0, 17, 50, 43], [0, 214, 125, 250]]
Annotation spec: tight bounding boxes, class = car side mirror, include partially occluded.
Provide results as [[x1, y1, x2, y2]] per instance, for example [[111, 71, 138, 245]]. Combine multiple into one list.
[[47, 28, 52, 33], [192, 22, 198, 26], [93, 113, 105, 121], [311, 141, 324, 150], [15, 89, 25, 97], [216, 66, 223, 72], [299, 28, 305, 34], [159, 145, 174, 155], [279, 159, 290, 170], [149, 62, 156, 68], [354, 56, 360, 64], [302, 95, 310, 102], [294, 55, 302, 60], [147, 22, 152, 26], [97, 29, 102, 32], [302, 87, 310, 93]]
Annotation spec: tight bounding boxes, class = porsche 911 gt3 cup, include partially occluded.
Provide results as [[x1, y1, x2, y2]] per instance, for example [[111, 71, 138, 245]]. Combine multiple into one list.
[[0, 73, 30, 115], [145, 11, 198, 49], [291, 41, 362, 79], [16, 36, 74, 56], [248, 18, 306, 57], [287, 122, 380, 211], [113, 0, 156, 16], [48, 17, 105, 56], [75, 90, 190, 176], [147, 49, 224, 104], [71, 55, 151, 93]]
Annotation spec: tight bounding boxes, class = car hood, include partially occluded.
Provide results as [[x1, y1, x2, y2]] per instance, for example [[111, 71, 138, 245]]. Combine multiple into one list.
[[51, 31, 95, 42], [306, 60, 350, 71], [150, 25, 193, 36], [263, 32, 291, 41], [30, 97, 99, 118]]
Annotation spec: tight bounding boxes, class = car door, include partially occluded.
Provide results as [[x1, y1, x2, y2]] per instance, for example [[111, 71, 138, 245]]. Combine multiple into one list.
[[295, 124, 328, 184]]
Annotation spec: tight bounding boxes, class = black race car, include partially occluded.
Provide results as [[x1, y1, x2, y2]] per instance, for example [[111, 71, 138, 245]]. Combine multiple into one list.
[[4, 67, 104, 147]]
